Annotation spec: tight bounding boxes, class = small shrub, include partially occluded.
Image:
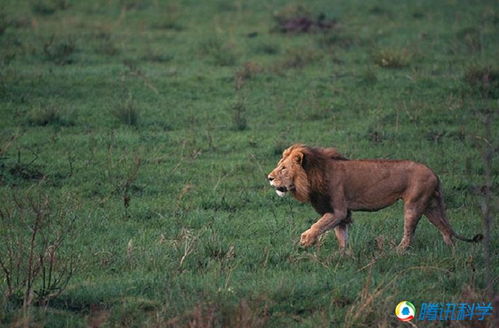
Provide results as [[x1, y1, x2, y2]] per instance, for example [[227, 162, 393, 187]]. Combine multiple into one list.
[[0, 189, 79, 308], [43, 36, 77, 65], [7, 163, 45, 182], [26, 104, 74, 127], [31, 0, 70, 16], [154, 300, 269, 328], [234, 61, 263, 90], [368, 6, 392, 17], [457, 27, 482, 53], [199, 38, 221, 54], [373, 48, 410, 68], [118, 157, 142, 217], [273, 4, 309, 26], [274, 48, 322, 71], [151, 15, 183, 31], [97, 42, 120, 56], [464, 66, 499, 98], [0, 143, 46, 185], [425, 130, 446, 143], [317, 30, 355, 49], [150, 3, 183, 31], [367, 129, 384, 144], [0, 15, 27, 64], [360, 67, 378, 84], [94, 32, 120, 56], [119, 0, 149, 11], [112, 94, 141, 127], [253, 42, 280, 55], [0, 49, 16, 66], [199, 38, 238, 66], [273, 5, 336, 33], [0, 12, 8, 36], [214, 48, 237, 66], [152, 19, 183, 31], [232, 101, 248, 131], [412, 11, 425, 19], [122, 60, 160, 94]]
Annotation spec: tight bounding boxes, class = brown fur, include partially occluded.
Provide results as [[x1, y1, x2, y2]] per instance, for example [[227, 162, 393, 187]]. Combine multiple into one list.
[[267, 144, 483, 251]]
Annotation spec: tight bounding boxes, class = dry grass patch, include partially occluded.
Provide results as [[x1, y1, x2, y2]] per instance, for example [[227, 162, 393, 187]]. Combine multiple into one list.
[[373, 48, 411, 68]]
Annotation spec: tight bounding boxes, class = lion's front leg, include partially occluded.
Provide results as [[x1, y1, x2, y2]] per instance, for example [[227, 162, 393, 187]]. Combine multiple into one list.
[[300, 228, 320, 246], [300, 212, 346, 247]]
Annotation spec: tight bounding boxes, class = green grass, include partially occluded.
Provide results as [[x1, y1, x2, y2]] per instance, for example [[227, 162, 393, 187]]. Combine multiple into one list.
[[0, 0, 498, 327]]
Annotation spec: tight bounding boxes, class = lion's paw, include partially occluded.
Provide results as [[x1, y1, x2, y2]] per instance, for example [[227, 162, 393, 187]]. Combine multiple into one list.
[[300, 229, 318, 247]]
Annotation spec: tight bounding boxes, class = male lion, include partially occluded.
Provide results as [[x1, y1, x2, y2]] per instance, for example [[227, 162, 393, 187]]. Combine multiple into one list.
[[267, 144, 483, 252]]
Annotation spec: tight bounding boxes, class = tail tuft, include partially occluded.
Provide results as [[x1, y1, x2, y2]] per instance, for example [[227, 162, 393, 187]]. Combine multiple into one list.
[[473, 234, 484, 242]]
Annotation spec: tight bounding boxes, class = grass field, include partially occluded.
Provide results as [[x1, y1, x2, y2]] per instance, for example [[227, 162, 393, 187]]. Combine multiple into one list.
[[0, 0, 498, 327]]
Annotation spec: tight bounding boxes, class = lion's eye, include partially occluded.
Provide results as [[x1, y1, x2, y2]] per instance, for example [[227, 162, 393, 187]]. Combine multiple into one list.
[[281, 166, 286, 170]]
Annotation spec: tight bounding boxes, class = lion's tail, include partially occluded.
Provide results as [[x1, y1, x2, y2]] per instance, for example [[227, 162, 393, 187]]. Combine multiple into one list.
[[435, 182, 483, 243], [454, 232, 484, 243]]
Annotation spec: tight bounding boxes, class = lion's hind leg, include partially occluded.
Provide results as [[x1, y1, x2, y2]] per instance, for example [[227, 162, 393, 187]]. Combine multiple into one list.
[[397, 202, 426, 252], [397, 205, 423, 251], [334, 211, 352, 254], [423, 195, 454, 246], [334, 224, 348, 248], [398, 176, 439, 252]]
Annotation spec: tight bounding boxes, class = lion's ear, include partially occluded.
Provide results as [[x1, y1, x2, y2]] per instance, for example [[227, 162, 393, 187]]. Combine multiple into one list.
[[294, 152, 304, 165]]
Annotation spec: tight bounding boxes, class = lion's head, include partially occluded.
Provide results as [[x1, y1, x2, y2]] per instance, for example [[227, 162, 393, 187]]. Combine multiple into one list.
[[267, 144, 347, 202], [267, 145, 308, 199]]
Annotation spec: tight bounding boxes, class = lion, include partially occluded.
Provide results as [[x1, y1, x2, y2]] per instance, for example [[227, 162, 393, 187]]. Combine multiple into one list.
[[267, 144, 483, 252]]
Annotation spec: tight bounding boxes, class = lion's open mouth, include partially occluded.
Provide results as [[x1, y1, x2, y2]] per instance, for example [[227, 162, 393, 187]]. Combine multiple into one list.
[[275, 185, 295, 197], [276, 186, 288, 193], [275, 189, 287, 197]]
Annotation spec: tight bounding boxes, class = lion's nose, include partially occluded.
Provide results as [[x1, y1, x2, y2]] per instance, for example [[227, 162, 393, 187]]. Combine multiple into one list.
[[268, 176, 274, 182]]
